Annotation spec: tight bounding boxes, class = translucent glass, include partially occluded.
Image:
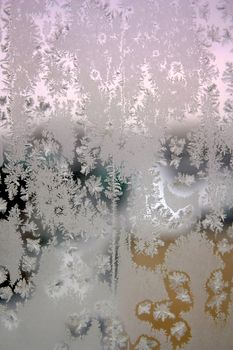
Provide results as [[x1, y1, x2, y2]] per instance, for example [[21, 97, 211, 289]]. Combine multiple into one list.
[[0, 0, 233, 349]]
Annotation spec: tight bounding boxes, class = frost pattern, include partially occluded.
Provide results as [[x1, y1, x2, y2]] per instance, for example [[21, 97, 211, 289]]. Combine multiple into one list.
[[0, 0, 233, 349]]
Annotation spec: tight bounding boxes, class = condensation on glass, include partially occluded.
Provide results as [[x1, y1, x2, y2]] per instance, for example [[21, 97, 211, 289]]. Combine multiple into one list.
[[0, 0, 233, 349]]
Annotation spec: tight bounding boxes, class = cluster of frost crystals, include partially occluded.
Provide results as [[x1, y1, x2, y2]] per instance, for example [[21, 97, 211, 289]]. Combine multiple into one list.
[[0, 0, 233, 349]]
